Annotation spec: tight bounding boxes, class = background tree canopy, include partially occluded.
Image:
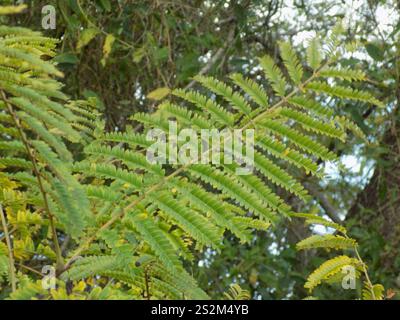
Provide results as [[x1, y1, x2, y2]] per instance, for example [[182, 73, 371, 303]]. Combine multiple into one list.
[[0, 0, 399, 300]]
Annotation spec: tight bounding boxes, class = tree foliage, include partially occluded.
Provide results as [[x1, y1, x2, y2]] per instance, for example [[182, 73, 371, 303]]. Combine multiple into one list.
[[0, 2, 398, 300]]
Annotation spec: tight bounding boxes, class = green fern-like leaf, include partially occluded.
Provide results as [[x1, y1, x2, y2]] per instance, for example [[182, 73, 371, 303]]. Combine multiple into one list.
[[296, 234, 357, 250], [258, 55, 286, 96], [306, 81, 384, 108], [230, 73, 269, 108], [292, 213, 347, 234], [305, 255, 359, 291], [306, 37, 322, 70], [172, 89, 235, 127], [279, 41, 304, 85], [148, 192, 222, 249], [194, 75, 252, 115]]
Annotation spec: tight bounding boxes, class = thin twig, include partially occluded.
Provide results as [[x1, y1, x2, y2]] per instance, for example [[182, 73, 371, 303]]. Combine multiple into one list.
[[353, 242, 377, 300], [0, 226, 15, 241], [185, 26, 236, 90], [144, 267, 151, 300], [17, 263, 43, 277], [0, 204, 16, 292]]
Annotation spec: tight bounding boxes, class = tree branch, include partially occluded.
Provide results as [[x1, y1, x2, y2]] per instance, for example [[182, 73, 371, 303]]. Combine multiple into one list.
[[185, 26, 236, 89], [304, 182, 342, 224]]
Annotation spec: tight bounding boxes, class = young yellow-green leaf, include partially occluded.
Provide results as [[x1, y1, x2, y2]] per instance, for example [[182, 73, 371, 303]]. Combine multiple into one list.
[[0, 5, 27, 15], [223, 284, 251, 300], [305, 255, 359, 292], [362, 283, 385, 300], [101, 34, 116, 66], [296, 234, 356, 250], [132, 46, 146, 63], [77, 28, 99, 51], [147, 87, 171, 100]]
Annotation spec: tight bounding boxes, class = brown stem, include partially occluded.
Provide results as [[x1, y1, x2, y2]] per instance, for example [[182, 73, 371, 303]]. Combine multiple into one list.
[[144, 267, 151, 300], [0, 204, 16, 292], [303, 182, 342, 224], [17, 263, 43, 277], [354, 245, 377, 300], [343, 232, 377, 300]]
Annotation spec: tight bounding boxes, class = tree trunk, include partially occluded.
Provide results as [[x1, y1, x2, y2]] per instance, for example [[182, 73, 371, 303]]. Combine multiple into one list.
[[346, 106, 400, 290]]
